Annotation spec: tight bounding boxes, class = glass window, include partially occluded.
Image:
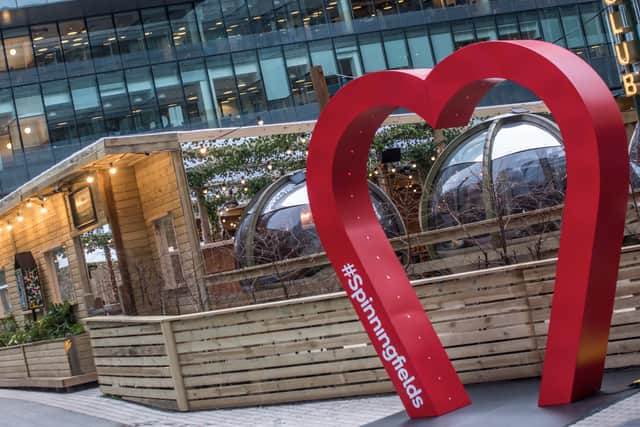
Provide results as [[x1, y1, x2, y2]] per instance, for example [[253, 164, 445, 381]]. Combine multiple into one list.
[[430, 23, 454, 62], [42, 80, 78, 146], [196, 0, 227, 45], [207, 54, 240, 124], [560, 5, 585, 49], [153, 62, 186, 129], [47, 247, 76, 303], [259, 47, 292, 109], [221, 0, 250, 37], [540, 8, 565, 47], [359, 33, 387, 72], [273, 0, 303, 31], [0, 39, 9, 87], [31, 23, 65, 80], [153, 215, 185, 289], [13, 84, 49, 149], [373, 0, 398, 16], [0, 89, 19, 164], [475, 17, 497, 42], [397, 0, 422, 13], [70, 76, 105, 142], [406, 28, 434, 68], [4, 27, 36, 84], [519, 11, 541, 40], [232, 50, 267, 114], [115, 11, 148, 67], [383, 31, 410, 69], [87, 15, 121, 70], [0, 271, 10, 318], [59, 19, 94, 75], [309, 39, 340, 93], [180, 59, 217, 127], [497, 14, 520, 40], [580, 3, 606, 46], [125, 67, 160, 131], [284, 43, 316, 106], [98, 71, 133, 135], [352, 0, 375, 19], [335, 36, 363, 78], [452, 21, 475, 49], [168, 3, 202, 56], [300, 0, 327, 27], [142, 7, 175, 63], [248, 0, 275, 33]]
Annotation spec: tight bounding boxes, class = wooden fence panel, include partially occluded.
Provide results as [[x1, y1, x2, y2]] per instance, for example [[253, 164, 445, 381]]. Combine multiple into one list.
[[85, 246, 640, 412]]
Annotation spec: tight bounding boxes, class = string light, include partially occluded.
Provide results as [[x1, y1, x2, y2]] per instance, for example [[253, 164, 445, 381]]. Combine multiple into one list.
[[430, 156, 436, 162], [412, 163, 417, 169], [256, 117, 265, 126], [40, 204, 47, 214], [5, 142, 11, 150], [240, 178, 246, 185], [86, 175, 95, 184], [6, 223, 12, 231], [16, 213, 23, 223], [26, 200, 33, 208], [109, 163, 117, 175], [222, 186, 227, 192], [243, 187, 249, 192], [199, 146, 207, 155], [267, 163, 273, 171], [286, 149, 293, 155], [391, 168, 396, 173]]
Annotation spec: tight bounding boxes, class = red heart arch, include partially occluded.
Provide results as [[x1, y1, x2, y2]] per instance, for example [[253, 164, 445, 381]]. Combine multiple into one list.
[[306, 40, 629, 418]]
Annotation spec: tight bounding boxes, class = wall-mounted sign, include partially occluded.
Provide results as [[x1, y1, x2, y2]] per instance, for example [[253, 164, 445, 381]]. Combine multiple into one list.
[[69, 186, 97, 229], [604, 0, 640, 96]]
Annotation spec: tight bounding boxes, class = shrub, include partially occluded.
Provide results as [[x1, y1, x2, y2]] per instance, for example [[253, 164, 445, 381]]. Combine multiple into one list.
[[2, 302, 84, 347]]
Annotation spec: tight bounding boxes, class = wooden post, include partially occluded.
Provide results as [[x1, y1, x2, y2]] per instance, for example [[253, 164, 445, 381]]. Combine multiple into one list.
[[161, 320, 189, 411], [21, 345, 30, 379], [98, 170, 138, 315], [311, 66, 331, 111]]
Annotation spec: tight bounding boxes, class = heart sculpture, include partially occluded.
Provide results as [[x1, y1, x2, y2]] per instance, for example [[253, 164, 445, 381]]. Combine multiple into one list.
[[306, 40, 629, 418]]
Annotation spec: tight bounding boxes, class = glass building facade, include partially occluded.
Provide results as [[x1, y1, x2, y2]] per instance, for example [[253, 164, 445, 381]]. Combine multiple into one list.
[[0, 0, 619, 194]]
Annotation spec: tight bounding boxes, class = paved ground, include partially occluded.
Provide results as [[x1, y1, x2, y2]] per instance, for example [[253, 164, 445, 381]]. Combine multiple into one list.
[[0, 396, 123, 427], [0, 384, 637, 427]]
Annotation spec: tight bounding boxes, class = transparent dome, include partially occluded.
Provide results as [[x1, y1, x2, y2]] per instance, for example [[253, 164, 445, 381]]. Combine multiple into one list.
[[421, 113, 566, 251], [235, 170, 406, 289], [630, 124, 640, 190]]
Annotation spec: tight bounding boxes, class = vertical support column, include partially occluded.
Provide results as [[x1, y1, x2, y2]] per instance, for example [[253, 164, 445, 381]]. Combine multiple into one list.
[[98, 170, 138, 315], [161, 320, 189, 411]]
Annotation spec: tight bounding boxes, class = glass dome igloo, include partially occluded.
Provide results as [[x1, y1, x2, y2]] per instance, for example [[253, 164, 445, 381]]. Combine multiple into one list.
[[234, 170, 406, 288], [420, 113, 566, 249]]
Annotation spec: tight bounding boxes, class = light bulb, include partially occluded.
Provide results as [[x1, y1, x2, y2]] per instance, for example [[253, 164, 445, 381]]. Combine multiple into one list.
[[86, 175, 95, 184], [286, 149, 293, 155], [16, 214, 23, 222], [6, 224, 12, 231], [267, 164, 273, 170], [199, 147, 207, 155], [26, 200, 33, 208], [5, 142, 11, 150], [9, 49, 16, 56], [109, 165, 117, 175], [430, 156, 436, 162], [40, 205, 47, 214], [24, 127, 31, 135]]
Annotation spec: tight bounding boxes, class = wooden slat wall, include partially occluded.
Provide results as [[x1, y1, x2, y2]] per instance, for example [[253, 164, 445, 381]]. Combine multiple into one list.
[[89, 321, 178, 410], [85, 246, 640, 411], [0, 333, 95, 382]]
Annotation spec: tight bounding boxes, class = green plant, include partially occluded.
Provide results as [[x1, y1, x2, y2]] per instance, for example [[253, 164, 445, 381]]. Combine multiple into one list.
[[1, 301, 84, 347]]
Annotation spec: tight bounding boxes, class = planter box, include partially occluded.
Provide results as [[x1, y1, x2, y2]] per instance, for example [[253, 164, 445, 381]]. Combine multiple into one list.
[[0, 333, 96, 390]]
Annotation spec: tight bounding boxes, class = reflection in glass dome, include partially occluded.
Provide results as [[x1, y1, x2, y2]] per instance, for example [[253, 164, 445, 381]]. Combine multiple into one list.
[[630, 124, 640, 190], [235, 170, 406, 290], [421, 114, 566, 252]]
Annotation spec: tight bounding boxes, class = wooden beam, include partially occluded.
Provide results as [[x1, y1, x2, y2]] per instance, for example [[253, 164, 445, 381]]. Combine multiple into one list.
[[310, 66, 330, 111], [98, 170, 138, 315]]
